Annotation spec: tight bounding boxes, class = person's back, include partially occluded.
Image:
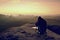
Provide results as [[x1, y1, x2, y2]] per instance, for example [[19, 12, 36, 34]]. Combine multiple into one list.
[[35, 16, 47, 35]]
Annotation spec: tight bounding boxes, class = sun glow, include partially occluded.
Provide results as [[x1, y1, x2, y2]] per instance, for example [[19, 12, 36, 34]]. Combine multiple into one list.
[[0, 3, 49, 15], [0, 0, 59, 16]]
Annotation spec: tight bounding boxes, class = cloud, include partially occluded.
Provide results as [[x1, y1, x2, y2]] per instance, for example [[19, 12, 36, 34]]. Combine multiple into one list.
[[21, 0, 60, 2], [0, 0, 60, 15], [0, 0, 12, 6]]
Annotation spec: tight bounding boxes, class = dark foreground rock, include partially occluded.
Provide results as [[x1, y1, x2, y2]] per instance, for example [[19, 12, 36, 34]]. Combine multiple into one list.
[[0, 24, 60, 40], [48, 25, 60, 35]]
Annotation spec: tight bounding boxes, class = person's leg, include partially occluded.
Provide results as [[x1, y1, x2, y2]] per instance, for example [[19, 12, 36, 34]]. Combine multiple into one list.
[[40, 27, 47, 40], [38, 26, 47, 34], [43, 27, 47, 34]]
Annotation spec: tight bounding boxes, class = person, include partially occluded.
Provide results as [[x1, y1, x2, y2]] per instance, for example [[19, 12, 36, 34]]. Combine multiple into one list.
[[35, 16, 47, 35]]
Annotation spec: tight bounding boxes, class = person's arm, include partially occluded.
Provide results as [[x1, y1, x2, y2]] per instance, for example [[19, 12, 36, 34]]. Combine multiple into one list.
[[35, 22, 39, 26]]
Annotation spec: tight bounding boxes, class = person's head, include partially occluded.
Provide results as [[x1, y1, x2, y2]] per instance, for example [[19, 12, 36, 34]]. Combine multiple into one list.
[[38, 16, 42, 21]]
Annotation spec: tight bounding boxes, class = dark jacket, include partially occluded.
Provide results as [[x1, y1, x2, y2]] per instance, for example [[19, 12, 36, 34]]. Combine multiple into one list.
[[35, 17, 47, 28]]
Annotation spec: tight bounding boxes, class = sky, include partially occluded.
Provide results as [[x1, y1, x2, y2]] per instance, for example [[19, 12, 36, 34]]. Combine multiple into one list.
[[0, 0, 60, 16]]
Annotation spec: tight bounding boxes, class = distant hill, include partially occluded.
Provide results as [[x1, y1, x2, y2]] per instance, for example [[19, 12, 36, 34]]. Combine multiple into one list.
[[0, 14, 37, 32], [43, 15, 60, 25]]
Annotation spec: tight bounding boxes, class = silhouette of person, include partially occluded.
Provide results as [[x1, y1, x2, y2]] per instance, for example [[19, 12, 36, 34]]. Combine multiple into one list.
[[35, 16, 47, 35]]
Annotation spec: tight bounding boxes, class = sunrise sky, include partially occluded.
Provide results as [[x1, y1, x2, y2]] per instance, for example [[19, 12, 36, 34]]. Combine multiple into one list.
[[0, 0, 60, 16]]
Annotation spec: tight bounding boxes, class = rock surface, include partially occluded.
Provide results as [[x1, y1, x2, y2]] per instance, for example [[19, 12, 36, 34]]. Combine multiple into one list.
[[0, 24, 60, 40]]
